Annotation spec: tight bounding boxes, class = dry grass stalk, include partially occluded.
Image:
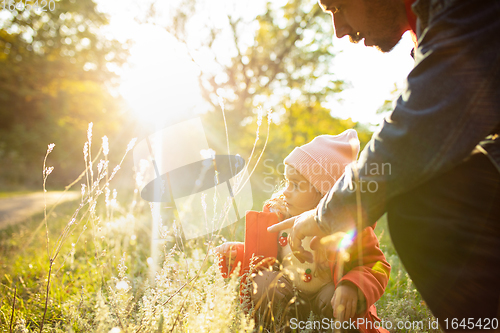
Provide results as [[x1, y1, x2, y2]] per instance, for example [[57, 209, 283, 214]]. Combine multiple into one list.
[[9, 285, 17, 333]]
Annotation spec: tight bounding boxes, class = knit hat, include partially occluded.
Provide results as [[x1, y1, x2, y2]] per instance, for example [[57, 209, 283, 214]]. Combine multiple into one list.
[[283, 129, 360, 196]]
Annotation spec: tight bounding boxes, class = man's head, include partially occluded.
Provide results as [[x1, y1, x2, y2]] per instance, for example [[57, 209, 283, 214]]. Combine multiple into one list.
[[319, 0, 410, 52]]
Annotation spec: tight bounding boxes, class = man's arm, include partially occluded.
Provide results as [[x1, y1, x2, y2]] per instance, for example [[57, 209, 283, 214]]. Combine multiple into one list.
[[317, 0, 500, 234]]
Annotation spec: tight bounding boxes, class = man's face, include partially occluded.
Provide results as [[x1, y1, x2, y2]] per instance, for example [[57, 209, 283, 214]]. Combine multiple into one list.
[[319, 0, 409, 52]]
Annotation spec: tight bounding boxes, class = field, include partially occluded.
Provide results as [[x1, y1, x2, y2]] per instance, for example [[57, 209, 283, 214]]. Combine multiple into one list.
[[0, 135, 442, 333], [0, 199, 442, 332]]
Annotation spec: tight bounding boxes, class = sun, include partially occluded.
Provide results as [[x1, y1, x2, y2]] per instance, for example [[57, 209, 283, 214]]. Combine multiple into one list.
[[118, 29, 204, 128], [95, 0, 205, 128]]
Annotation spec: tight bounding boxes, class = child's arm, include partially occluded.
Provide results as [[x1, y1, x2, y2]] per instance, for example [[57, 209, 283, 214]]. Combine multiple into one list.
[[337, 226, 391, 316], [215, 242, 244, 278]]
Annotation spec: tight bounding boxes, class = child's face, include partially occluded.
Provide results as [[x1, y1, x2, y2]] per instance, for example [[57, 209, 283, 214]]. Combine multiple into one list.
[[283, 165, 323, 216]]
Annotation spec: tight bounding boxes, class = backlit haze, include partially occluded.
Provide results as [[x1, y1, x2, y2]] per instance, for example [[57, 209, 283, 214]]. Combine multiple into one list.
[[97, 0, 415, 129]]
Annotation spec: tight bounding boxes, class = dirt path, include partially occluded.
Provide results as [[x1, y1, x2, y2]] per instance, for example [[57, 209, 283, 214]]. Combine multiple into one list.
[[0, 191, 80, 229]]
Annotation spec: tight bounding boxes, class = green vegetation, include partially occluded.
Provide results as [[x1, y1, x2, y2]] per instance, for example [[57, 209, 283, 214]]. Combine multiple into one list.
[[0, 192, 32, 199], [0, 170, 254, 332], [0, 197, 443, 332], [0, 131, 442, 333], [0, 0, 443, 332], [0, 0, 129, 189], [166, 0, 373, 203]]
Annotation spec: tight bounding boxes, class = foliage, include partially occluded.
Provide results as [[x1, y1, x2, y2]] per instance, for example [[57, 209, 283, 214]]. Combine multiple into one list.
[[0, 200, 255, 332], [0, 132, 254, 332], [0, 124, 440, 333], [0, 203, 442, 333], [144, 0, 373, 206], [161, 0, 342, 113], [0, 1, 441, 331], [0, 0, 130, 189]]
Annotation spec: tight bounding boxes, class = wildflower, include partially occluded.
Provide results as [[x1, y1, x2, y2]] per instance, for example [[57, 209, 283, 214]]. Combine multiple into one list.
[[126, 138, 137, 152], [105, 187, 110, 206], [201, 192, 207, 211], [97, 159, 107, 175], [102, 136, 109, 156], [116, 280, 129, 291], [87, 122, 93, 145], [110, 165, 121, 179], [44, 166, 54, 177], [218, 95, 225, 112], [257, 107, 263, 126], [83, 142, 89, 159]]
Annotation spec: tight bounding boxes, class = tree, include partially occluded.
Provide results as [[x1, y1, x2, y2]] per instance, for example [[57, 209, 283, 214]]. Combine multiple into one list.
[[145, 0, 372, 203], [0, 0, 130, 188], [157, 0, 343, 124]]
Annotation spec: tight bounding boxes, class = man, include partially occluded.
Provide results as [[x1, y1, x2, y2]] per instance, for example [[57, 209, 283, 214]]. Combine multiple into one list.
[[269, 0, 500, 330]]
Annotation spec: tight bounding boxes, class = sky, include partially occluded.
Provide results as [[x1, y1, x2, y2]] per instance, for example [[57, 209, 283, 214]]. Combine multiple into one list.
[[96, 0, 415, 128], [327, 32, 415, 125]]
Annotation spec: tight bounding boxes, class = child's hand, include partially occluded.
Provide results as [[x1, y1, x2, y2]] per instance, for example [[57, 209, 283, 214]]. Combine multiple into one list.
[[266, 195, 291, 220], [214, 242, 242, 268], [269, 204, 291, 220], [331, 281, 359, 321]]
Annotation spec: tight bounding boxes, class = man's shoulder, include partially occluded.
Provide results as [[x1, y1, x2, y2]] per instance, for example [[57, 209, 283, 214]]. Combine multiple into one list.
[[412, 0, 459, 36]]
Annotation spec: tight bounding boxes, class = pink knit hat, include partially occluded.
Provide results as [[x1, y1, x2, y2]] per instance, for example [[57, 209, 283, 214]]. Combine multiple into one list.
[[283, 129, 360, 196]]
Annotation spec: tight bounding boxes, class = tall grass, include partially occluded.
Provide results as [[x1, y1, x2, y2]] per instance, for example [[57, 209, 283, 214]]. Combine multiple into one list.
[[0, 117, 441, 333], [0, 113, 266, 332]]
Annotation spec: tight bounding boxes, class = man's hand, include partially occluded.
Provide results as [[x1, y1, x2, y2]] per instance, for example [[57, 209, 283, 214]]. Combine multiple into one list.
[[267, 209, 326, 263], [332, 281, 359, 322], [214, 242, 242, 267]]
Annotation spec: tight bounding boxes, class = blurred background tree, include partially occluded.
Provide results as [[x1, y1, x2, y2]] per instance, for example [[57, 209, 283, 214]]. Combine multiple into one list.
[[0, 0, 374, 205], [0, 0, 130, 189], [144, 0, 372, 203]]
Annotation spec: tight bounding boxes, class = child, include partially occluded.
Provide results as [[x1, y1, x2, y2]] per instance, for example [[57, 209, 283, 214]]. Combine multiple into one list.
[[215, 130, 390, 333]]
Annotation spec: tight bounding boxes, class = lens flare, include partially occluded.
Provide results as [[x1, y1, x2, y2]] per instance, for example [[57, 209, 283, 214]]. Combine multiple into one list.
[[338, 229, 356, 250]]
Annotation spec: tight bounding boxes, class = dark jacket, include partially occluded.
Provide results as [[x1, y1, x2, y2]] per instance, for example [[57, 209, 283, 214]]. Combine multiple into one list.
[[317, 0, 500, 234]]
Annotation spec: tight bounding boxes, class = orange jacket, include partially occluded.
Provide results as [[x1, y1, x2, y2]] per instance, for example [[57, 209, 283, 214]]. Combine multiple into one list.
[[218, 208, 391, 333]]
